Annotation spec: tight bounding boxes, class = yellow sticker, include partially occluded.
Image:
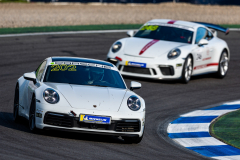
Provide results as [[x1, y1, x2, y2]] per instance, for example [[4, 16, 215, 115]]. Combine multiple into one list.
[[51, 64, 77, 71], [140, 25, 159, 31], [80, 114, 85, 121], [125, 61, 129, 66]]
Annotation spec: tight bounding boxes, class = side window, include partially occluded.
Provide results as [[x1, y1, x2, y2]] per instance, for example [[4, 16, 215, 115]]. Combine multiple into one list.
[[195, 27, 207, 44], [36, 60, 47, 81], [206, 30, 213, 41]]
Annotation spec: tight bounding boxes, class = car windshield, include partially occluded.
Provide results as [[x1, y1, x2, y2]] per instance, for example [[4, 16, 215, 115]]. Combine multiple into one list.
[[134, 25, 194, 44], [43, 64, 126, 89]]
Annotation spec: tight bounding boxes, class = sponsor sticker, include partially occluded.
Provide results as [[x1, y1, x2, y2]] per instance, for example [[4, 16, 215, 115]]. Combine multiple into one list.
[[125, 61, 147, 68], [176, 63, 182, 69], [79, 114, 111, 124]]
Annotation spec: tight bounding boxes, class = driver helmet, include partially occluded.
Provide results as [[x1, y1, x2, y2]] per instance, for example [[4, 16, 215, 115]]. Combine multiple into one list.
[[89, 67, 104, 81]]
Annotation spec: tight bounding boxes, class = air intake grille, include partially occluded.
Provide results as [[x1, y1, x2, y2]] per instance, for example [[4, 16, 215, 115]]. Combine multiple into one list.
[[123, 66, 151, 75], [115, 120, 140, 132], [44, 112, 73, 127]]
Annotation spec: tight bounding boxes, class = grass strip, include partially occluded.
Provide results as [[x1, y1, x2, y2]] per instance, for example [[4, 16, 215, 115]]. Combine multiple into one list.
[[0, 24, 143, 35], [210, 109, 240, 149], [0, 24, 239, 35]]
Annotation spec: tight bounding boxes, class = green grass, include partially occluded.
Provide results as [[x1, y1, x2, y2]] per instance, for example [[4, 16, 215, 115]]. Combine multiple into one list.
[[0, 0, 28, 2], [0, 24, 239, 35], [0, 24, 143, 35], [210, 109, 240, 149]]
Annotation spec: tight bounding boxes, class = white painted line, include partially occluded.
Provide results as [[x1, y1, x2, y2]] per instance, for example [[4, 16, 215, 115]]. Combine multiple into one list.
[[224, 100, 240, 105], [0, 28, 238, 38], [181, 110, 235, 117], [212, 155, 240, 160], [173, 137, 227, 147], [0, 29, 138, 38], [229, 28, 240, 31], [167, 123, 210, 133]]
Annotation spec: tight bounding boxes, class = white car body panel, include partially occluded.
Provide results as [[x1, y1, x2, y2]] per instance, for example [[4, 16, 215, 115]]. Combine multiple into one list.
[[16, 57, 145, 137], [107, 19, 230, 80]]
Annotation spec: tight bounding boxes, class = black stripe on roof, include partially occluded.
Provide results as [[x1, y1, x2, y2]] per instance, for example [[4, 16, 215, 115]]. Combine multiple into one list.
[[51, 57, 113, 67]]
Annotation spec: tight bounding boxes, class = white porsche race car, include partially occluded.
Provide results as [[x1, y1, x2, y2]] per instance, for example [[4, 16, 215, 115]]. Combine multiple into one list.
[[107, 19, 230, 83], [13, 57, 145, 143]]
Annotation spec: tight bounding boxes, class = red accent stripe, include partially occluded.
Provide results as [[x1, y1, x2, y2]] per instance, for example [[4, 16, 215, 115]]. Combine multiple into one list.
[[168, 20, 177, 24], [115, 56, 122, 61], [194, 63, 218, 70], [139, 39, 159, 55]]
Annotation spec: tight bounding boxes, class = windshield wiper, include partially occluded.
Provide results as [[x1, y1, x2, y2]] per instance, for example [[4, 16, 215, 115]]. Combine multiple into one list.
[[87, 84, 107, 87]]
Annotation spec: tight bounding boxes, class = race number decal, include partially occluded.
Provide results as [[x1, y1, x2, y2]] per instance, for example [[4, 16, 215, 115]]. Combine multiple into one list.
[[140, 25, 159, 31], [51, 64, 77, 71]]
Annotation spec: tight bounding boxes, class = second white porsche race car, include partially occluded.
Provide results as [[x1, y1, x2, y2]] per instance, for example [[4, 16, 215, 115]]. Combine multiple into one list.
[[107, 19, 230, 83]]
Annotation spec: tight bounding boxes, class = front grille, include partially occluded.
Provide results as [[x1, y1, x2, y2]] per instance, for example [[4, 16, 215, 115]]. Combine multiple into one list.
[[44, 112, 73, 127], [115, 120, 140, 132], [159, 66, 174, 76], [44, 112, 140, 132], [123, 66, 151, 75]]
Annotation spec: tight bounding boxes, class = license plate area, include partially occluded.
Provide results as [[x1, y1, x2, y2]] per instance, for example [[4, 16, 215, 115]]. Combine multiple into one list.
[[79, 114, 111, 124]]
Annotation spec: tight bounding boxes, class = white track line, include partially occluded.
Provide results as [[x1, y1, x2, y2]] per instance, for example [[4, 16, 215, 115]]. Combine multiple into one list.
[[167, 123, 210, 133], [213, 156, 240, 160], [0, 28, 239, 38], [181, 110, 235, 117], [0, 29, 137, 38], [173, 137, 227, 147]]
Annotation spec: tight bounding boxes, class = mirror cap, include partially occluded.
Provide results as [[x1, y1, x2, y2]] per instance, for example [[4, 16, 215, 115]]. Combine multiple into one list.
[[198, 39, 209, 46], [127, 30, 135, 37], [23, 72, 37, 83], [130, 81, 141, 91]]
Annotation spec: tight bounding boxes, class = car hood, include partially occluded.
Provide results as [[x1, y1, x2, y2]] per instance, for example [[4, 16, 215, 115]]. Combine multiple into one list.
[[46, 83, 127, 112], [123, 37, 189, 57]]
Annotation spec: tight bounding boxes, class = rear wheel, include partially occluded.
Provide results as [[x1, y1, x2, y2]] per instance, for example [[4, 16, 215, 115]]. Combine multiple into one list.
[[13, 84, 21, 122], [181, 55, 193, 84], [216, 51, 228, 78], [29, 96, 38, 132]]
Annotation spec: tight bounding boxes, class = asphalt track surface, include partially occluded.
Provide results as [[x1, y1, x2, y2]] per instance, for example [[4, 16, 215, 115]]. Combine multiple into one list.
[[0, 31, 240, 160]]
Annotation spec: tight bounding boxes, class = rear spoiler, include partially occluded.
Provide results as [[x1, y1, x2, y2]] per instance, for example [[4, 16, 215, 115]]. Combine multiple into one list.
[[193, 22, 229, 35]]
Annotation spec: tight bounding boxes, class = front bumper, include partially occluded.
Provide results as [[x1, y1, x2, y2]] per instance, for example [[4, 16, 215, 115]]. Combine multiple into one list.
[[35, 103, 145, 137], [107, 56, 185, 80]]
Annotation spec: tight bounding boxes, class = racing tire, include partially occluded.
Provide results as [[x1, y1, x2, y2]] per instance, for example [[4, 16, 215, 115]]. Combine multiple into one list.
[[13, 84, 21, 122], [181, 55, 193, 84], [216, 50, 229, 78], [29, 95, 38, 133]]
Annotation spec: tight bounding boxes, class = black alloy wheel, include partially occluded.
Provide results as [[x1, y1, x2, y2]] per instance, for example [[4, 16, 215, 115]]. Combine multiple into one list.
[[13, 84, 21, 122]]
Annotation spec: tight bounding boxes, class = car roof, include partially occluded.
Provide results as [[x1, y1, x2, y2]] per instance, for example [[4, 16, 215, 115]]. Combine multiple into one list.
[[147, 19, 204, 30], [51, 57, 114, 67]]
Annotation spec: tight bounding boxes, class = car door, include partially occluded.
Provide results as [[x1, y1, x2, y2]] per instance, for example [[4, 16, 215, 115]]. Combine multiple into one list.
[[192, 27, 213, 74], [26, 60, 47, 118]]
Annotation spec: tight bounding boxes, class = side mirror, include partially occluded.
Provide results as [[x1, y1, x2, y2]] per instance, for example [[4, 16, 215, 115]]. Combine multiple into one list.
[[127, 30, 135, 37], [130, 81, 141, 91], [24, 72, 37, 84], [198, 39, 208, 46]]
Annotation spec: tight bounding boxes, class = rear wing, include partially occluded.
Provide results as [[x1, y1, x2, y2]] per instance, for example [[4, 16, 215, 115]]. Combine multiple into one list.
[[193, 22, 229, 35]]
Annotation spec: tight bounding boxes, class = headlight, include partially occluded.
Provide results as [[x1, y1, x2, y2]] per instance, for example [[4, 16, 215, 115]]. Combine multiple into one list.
[[127, 95, 141, 111], [168, 48, 181, 59], [43, 88, 59, 104], [111, 42, 122, 53]]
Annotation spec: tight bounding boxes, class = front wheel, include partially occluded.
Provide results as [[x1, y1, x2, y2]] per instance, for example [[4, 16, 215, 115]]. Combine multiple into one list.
[[181, 55, 193, 84], [216, 51, 228, 78], [29, 96, 38, 133], [13, 84, 21, 122]]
